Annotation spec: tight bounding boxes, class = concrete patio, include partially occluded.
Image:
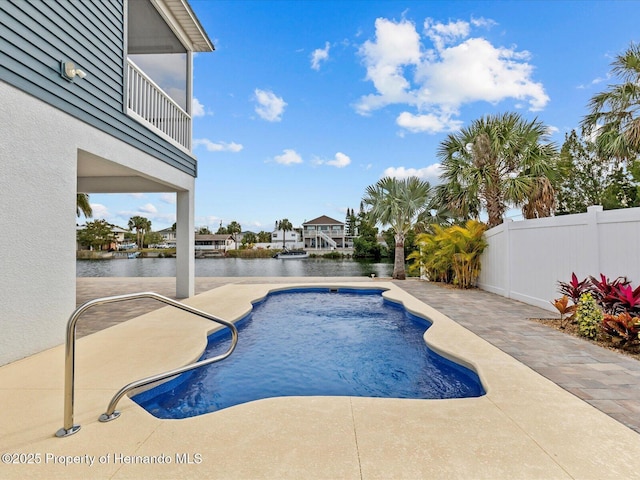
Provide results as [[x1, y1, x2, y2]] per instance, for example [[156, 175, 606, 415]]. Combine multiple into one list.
[[0, 278, 639, 479]]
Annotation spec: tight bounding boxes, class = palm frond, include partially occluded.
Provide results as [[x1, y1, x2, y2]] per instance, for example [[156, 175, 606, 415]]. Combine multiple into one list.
[[582, 42, 640, 161], [437, 112, 557, 227]]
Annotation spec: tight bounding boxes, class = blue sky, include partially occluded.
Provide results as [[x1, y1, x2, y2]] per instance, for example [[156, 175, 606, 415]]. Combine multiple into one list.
[[89, 0, 640, 233]]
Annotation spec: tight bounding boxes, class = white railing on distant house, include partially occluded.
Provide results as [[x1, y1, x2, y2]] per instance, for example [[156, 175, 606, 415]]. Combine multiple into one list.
[[303, 230, 344, 236], [303, 230, 341, 249], [126, 59, 191, 151], [316, 230, 338, 248]]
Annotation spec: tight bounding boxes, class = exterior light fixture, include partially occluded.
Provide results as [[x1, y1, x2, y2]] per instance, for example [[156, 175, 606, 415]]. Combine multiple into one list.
[[61, 61, 87, 81]]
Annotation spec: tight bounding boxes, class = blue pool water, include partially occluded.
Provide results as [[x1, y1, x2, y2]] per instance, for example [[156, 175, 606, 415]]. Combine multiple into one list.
[[133, 289, 485, 419]]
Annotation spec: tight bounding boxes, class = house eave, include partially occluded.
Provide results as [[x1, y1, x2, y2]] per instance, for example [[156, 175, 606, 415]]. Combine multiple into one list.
[[152, 0, 214, 52]]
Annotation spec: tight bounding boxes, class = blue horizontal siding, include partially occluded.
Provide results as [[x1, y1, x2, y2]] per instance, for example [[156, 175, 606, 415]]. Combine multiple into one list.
[[0, 0, 196, 177]]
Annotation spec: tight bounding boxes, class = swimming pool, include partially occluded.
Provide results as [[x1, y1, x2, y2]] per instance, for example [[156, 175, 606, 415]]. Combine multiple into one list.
[[133, 288, 485, 418]]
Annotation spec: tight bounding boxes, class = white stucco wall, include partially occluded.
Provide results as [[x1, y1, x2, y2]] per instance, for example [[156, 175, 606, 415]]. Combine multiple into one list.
[[0, 82, 195, 365], [0, 83, 77, 365]]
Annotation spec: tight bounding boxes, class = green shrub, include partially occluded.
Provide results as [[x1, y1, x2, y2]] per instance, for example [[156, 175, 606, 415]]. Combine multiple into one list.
[[322, 251, 344, 259], [407, 220, 487, 288], [575, 292, 603, 339], [226, 249, 274, 258]]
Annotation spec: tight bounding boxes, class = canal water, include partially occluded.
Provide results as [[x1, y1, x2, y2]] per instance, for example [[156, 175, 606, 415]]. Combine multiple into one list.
[[76, 257, 395, 277]]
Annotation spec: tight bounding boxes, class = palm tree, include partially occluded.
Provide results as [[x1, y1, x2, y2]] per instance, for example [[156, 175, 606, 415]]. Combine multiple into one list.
[[76, 193, 92, 218], [582, 42, 640, 162], [128, 215, 151, 249], [227, 221, 242, 249], [257, 231, 272, 243], [216, 221, 227, 234], [437, 112, 557, 228], [362, 176, 432, 280], [521, 176, 555, 219], [276, 218, 293, 249]]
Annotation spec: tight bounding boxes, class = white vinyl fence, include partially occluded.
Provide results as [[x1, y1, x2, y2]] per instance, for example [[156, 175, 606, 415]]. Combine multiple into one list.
[[478, 205, 640, 312]]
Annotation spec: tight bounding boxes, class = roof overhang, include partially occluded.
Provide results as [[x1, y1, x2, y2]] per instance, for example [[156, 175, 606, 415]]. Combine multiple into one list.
[[153, 0, 214, 52], [127, 0, 214, 55], [77, 150, 187, 193]]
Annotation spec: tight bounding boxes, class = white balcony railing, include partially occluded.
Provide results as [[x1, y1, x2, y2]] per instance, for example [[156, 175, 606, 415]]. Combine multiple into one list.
[[126, 59, 191, 151], [303, 230, 344, 237]]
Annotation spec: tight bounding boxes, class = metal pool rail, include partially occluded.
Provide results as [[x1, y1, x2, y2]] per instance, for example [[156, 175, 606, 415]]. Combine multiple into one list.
[[56, 292, 238, 438]]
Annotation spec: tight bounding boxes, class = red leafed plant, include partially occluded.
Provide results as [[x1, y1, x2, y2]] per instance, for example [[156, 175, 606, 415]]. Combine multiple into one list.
[[589, 274, 629, 313], [610, 284, 640, 316], [557, 273, 592, 304], [551, 296, 577, 329], [602, 312, 640, 348]]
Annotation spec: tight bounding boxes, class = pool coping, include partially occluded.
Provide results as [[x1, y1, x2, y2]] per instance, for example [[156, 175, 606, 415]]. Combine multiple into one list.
[[1, 281, 640, 479]]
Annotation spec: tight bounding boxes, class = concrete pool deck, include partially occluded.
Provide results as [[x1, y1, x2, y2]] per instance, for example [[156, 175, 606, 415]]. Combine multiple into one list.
[[1, 279, 640, 479]]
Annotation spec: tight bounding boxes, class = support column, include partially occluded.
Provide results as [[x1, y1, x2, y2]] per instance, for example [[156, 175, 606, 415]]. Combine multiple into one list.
[[176, 188, 195, 298], [503, 218, 512, 299], [586, 205, 603, 276]]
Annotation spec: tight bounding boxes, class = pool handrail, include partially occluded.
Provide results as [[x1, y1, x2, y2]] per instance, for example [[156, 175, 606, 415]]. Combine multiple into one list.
[[55, 291, 238, 438]]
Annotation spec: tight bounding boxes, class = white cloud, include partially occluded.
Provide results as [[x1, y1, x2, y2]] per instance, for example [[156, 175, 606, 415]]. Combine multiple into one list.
[[578, 74, 610, 89], [356, 18, 422, 115], [396, 111, 462, 133], [139, 203, 158, 214], [245, 220, 265, 229], [356, 16, 549, 132], [91, 195, 175, 230], [382, 164, 442, 183], [192, 98, 205, 117], [424, 18, 470, 51], [419, 37, 548, 111], [311, 42, 330, 70], [90, 203, 110, 219], [128, 193, 144, 199], [274, 149, 303, 165], [254, 89, 287, 122], [326, 152, 351, 168], [470, 17, 497, 29], [316, 152, 351, 168], [152, 213, 176, 226], [194, 138, 243, 152], [195, 215, 221, 228], [160, 193, 176, 205]]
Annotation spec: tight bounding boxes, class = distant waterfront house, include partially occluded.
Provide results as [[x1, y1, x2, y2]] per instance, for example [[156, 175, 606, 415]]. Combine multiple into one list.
[[272, 229, 301, 247], [195, 234, 235, 252], [158, 226, 177, 247], [0, 1, 214, 365], [303, 215, 347, 249], [76, 224, 129, 250], [111, 226, 129, 245]]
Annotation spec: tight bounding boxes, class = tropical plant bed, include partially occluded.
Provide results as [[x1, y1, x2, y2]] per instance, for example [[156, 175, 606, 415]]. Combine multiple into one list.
[[532, 317, 640, 362]]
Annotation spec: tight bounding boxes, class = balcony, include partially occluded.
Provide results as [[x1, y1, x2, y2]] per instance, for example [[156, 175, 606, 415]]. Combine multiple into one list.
[[125, 0, 214, 154], [127, 58, 191, 152]]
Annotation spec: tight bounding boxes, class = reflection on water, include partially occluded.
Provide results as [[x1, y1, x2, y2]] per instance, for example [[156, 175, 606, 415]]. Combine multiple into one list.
[[76, 257, 394, 277]]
